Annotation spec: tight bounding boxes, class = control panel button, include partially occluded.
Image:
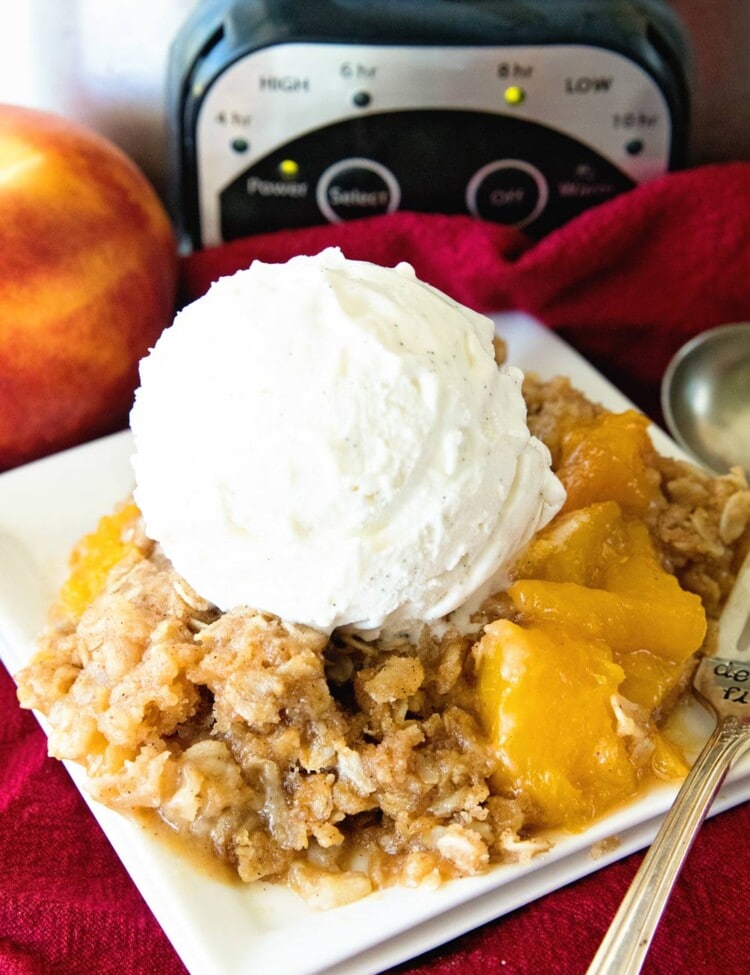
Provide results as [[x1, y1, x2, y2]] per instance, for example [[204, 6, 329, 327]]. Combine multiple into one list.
[[317, 158, 400, 223], [466, 160, 548, 228], [625, 138, 645, 156]]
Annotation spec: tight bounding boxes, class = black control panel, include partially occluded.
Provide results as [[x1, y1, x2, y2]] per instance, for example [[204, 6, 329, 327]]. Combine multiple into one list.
[[169, 1, 690, 249], [219, 110, 636, 241]]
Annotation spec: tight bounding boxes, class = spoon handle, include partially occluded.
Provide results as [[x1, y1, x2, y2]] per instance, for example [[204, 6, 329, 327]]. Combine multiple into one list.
[[586, 716, 750, 975]]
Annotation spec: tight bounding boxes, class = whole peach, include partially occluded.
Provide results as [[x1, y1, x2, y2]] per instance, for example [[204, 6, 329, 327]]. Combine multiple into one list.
[[0, 104, 177, 471]]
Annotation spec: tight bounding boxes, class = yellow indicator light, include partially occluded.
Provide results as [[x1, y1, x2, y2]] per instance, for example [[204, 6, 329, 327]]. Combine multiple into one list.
[[504, 85, 526, 106], [278, 158, 300, 179]]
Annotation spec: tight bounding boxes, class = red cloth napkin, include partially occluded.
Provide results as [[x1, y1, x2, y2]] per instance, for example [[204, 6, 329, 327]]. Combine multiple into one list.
[[2, 163, 750, 975], [182, 162, 750, 423]]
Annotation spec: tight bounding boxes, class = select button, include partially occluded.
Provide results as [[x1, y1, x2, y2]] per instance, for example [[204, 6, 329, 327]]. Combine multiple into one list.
[[317, 158, 400, 223], [466, 160, 548, 228]]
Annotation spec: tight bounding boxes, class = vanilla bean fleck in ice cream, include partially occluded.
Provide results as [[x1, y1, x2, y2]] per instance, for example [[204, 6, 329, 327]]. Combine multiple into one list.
[[130, 248, 564, 633]]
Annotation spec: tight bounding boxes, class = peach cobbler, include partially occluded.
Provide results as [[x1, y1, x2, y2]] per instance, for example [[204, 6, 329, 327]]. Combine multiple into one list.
[[16, 373, 750, 907]]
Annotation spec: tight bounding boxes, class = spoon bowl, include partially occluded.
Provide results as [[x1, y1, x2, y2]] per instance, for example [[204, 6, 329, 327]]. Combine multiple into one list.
[[661, 322, 750, 475]]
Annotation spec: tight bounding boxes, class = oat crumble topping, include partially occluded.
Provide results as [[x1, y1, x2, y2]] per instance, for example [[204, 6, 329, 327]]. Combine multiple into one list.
[[16, 376, 750, 907]]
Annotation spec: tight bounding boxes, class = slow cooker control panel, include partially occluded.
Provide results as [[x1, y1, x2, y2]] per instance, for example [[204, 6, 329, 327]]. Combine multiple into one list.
[[194, 43, 671, 245]]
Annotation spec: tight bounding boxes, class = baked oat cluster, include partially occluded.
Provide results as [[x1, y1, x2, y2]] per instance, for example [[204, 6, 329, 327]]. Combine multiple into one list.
[[16, 377, 750, 908]]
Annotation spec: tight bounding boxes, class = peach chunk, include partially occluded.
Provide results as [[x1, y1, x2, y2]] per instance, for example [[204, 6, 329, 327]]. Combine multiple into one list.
[[475, 409, 705, 830], [556, 410, 661, 516], [476, 619, 638, 829], [509, 503, 706, 669], [59, 501, 142, 617]]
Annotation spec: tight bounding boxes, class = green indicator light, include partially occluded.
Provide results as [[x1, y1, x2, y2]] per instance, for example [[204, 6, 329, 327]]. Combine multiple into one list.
[[278, 158, 299, 179], [504, 85, 526, 106]]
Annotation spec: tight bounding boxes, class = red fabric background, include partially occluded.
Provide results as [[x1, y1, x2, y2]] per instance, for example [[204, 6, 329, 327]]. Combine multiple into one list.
[[2, 163, 750, 974]]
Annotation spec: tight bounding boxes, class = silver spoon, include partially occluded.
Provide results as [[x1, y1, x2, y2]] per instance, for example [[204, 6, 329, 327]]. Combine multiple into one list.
[[661, 322, 750, 475]]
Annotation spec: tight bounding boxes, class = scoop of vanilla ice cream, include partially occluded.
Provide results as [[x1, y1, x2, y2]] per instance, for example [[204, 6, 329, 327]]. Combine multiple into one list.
[[130, 248, 564, 634]]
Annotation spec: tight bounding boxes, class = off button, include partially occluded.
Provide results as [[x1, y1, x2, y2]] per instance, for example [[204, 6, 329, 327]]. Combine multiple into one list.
[[466, 160, 548, 228], [317, 158, 400, 223]]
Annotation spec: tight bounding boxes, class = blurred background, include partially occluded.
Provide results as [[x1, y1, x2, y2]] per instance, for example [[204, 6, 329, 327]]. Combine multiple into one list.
[[0, 0, 748, 203]]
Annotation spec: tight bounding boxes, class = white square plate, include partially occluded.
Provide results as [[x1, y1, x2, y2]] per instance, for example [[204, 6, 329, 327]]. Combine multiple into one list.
[[1, 313, 748, 975]]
